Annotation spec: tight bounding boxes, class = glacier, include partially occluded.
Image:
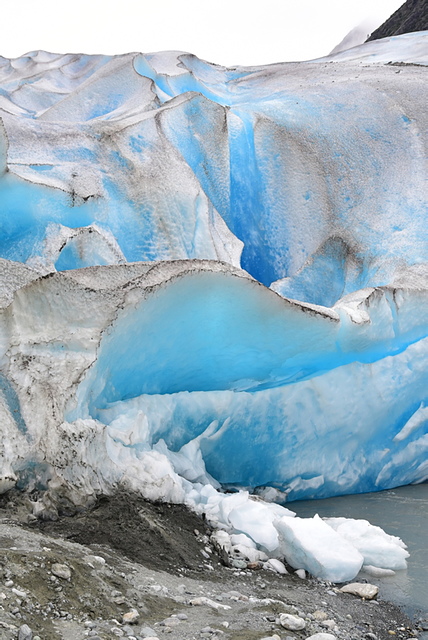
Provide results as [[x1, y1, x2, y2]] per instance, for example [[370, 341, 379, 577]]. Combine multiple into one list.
[[0, 33, 427, 581]]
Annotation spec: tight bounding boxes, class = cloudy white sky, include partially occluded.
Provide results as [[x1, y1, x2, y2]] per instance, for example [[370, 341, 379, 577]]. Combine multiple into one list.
[[1, 0, 405, 65]]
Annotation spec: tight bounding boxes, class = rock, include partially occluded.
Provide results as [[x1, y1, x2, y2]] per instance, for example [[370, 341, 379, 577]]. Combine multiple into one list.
[[12, 588, 27, 598], [162, 617, 180, 627], [305, 635, 337, 640], [190, 596, 231, 610], [340, 582, 379, 600], [140, 627, 157, 638], [321, 619, 337, 630], [122, 609, 139, 624], [227, 590, 248, 601], [51, 563, 71, 580], [84, 554, 106, 567], [279, 613, 306, 630], [313, 610, 329, 621], [231, 558, 247, 569], [18, 625, 33, 640]]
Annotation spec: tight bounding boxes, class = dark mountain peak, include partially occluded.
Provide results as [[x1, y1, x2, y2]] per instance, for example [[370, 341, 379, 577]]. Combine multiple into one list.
[[367, 0, 428, 41]]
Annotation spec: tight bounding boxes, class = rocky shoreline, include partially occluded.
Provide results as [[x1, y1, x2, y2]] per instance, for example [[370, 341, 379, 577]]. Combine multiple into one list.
[[0, 491, 425, 640]]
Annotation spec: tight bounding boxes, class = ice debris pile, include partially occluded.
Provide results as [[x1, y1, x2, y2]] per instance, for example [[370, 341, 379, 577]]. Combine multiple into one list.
[[0, 33, 427, 581]]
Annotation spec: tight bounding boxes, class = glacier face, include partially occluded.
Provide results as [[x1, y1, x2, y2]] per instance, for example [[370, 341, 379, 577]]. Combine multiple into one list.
[[0, 35, 427, 519]]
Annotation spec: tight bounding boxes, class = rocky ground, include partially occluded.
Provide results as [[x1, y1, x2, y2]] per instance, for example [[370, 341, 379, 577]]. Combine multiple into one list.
[[0, 490, 426, 640]]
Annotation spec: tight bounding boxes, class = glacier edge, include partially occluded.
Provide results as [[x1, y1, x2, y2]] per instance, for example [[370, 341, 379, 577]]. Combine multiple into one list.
[[0, 35, 427, 581]]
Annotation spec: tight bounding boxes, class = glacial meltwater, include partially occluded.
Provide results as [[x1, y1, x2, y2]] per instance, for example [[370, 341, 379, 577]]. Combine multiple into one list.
[[292, 483, 428, 630]]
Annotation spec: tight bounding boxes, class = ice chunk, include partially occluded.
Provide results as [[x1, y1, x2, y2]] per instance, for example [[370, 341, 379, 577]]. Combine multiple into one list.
[[362, 565, 396, 578], [265, 558, 288, 574], [230, 533, 256, 548], [275, 515, 364, 582], [227, 499, 281, 552], [324, 518, 408, 571]]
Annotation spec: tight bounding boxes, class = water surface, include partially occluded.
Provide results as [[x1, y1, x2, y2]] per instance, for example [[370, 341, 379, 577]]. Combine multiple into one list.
[[291, 483, 428, 628]]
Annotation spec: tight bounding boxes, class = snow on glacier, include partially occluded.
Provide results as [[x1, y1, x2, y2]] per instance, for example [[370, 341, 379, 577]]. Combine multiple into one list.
[[0, 33, 427, 581]]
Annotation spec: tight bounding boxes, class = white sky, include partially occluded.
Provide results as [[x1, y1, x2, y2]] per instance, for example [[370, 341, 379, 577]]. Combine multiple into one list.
[[1, 0, 405, 66]]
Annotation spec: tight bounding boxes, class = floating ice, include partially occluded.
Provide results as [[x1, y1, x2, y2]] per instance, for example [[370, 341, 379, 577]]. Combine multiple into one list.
[[324, 517, 409, 571], [0, 34, 426, 581]]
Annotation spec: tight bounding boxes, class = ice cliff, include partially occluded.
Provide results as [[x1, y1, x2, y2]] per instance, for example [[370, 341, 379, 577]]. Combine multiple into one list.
[[0, 33, 427, 581]]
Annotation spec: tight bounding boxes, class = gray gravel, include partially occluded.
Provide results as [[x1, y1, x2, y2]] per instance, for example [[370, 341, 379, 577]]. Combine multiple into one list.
[[0, 491, 424, 640]]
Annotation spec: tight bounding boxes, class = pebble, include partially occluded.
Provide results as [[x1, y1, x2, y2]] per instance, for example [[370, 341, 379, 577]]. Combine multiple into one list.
[[51, 563, 71, 580], [84, 621, 96, 628], [305, 635, 337, 640], [84, 555, 106, 567], [190, 596, 231, 610], [279, 613, 306, 630], [162, 617, 180, 627], [320, 619, 337, 630], [340, 583, 379, 600], [18, 624, 33, 640], [227, 590, 248, 601], [122, 625, 137, 636], [5, 580, 14, 587], [313, 610, 329, 621], [140, 627, 157, 638], [122, 609, 139, 624], [231, 558, 247, 569]]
